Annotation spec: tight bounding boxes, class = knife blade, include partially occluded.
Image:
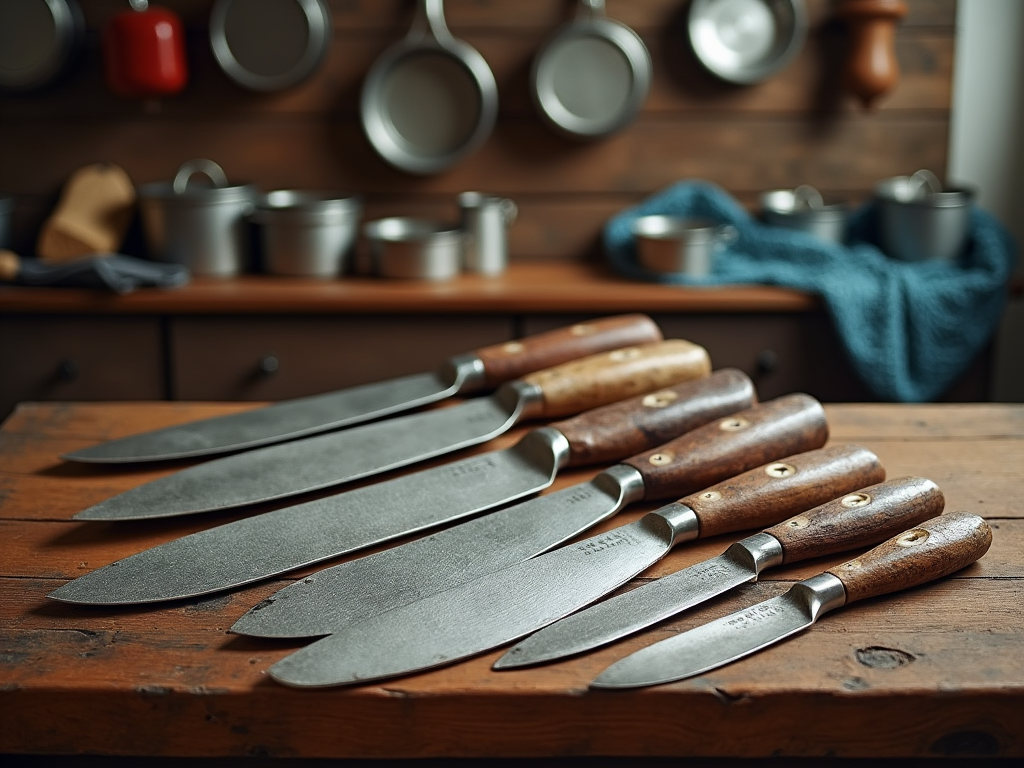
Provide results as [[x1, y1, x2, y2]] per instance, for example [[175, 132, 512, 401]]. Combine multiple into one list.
[[265, 439, 885, 688], [72, 338, 711, 520], [590, 511, 991, 689], [63, 314, 663, 463], [496, 475, 942, 668], [232, 390, 822, 638], [48, 368, 751, 605]]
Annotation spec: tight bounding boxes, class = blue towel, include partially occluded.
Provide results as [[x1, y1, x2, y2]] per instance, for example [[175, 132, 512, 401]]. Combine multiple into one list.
[[604, 180, 1017, 403]]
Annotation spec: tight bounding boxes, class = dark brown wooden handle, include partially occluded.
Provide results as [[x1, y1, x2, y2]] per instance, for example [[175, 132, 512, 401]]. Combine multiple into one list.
[[521, 339, 711, 418], [766, 476, 943, 563], [838, 0, 907, 108], [550, 368, 756, 467], [623, 393, 829, 502], [829, 511, 992, 604], [679, 444, 884, 539], [474, 314, 663, 387]]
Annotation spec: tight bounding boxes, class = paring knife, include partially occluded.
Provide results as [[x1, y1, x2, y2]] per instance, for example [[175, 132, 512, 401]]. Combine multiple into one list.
[[266, 442, 885, 688], [48, 369, 752, 605], [496, 476, 943, 669], [233, 391, 822, 638], [591, 511, 992, 689], [63, 314, 663, 463], [72, 338, 711, 520]]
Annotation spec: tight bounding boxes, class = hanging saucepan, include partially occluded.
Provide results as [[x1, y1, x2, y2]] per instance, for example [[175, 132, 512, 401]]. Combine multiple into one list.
[[209, 0, 332, 92], [0, 0, 85, 93], [531, 0, 652, 140], [361, 0, 498, 175]]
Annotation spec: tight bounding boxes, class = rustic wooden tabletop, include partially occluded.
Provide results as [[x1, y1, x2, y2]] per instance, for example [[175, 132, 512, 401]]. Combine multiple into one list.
[[1, 400, 1021, 760]]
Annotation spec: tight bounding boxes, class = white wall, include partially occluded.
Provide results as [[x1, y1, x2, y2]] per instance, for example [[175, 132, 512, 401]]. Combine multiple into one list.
[[948, 0, 1024, 401]]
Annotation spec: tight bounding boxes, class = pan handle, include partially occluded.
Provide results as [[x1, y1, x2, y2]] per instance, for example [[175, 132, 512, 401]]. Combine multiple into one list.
[[579, 0, 607, 19], [407, 0, 458, 49]]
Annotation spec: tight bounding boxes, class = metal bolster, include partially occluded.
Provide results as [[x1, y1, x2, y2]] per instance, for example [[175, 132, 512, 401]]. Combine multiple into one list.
[[728, 532, 785, 578], [514, 426, 572, 471], [441, 353, 488, 393], [654, 502, 701, 545], [789, 572, 848, 621], [499, 380, 547, 421], [592, 464, 647, 507]]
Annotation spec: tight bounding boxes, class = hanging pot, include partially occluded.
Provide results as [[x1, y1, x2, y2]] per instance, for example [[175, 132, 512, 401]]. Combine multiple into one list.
[[0, 0, 85, 93]]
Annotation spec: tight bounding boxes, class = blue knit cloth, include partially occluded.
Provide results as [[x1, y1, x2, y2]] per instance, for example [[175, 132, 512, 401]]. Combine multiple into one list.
[[605, 180, 1017, 402]]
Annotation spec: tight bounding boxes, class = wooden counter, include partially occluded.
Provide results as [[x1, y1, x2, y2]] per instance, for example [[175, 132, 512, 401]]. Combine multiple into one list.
[[0, 400, 1021, 759]]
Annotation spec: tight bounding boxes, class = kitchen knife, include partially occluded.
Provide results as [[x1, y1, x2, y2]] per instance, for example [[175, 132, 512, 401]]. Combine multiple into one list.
[[591, 511, 991, 689], [266, 441, 884, 688], [496, 476, 942, 668], [48, 368, 750, 605], [233, 391, 824, 638], [63, 314, 663, 463], [72, 338, 710, 520]]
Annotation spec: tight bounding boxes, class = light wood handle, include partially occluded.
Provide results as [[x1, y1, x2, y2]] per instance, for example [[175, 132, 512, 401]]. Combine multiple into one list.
[[551, 368, 755, 467], [679, 444, 884, 538], [521, 339, 711, 418], [766, 476, 942, 563], [624, 393, 829, 503], [838, 0, 907, 108], [474, 314, 663, 387], [0, 250, 20, 281], [829, 511, 992, 604]]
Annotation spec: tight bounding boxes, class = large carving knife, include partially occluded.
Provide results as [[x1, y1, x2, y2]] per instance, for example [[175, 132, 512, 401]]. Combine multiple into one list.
[[233, 392, 823, 638], [591, 511, 992, 689], [63, 314, 663, 463], [72, 338, 710, 520], [48, 368, 750, 605], [266, 443, 884, 688], [496, 476, 943, 668]]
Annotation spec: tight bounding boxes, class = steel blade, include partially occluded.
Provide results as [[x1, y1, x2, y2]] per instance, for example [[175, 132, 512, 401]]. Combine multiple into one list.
[[269, 510, 693, 687], [231, 464, 646, 638], [48, 428, 568, 605], [591, 573, 848, 689], [63, 372, 458, 463], [75, 387, 528, 520]]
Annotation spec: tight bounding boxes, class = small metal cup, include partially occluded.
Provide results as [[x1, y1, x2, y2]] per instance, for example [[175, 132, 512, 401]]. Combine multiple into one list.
[[761, 185, 848, 243], [458, 191, 518, 276], [631, 215, 737, 277], [363, 217, 463, 281], [874, 170, 975, 262]]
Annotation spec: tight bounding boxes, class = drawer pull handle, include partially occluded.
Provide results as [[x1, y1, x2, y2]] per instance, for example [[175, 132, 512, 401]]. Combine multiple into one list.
[[57, 359, 79, 381], [755, 349, 778, 375], [259, 355, 280, 376]]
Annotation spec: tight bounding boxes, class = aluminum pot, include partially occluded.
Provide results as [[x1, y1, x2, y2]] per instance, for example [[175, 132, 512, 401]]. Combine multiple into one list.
[[874, 170, 975, 262], [363, 217, 462, 280], [138, 159, 257, 277], [761, 185, 848, 243], [253, 190, 362, 277], [631, 215, 737, 277]]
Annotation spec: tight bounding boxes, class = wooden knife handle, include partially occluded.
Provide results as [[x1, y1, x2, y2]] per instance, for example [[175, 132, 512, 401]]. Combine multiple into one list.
[[623, 393, 829, 502], [766, 476, 943, 563], [828, 511, 992, 604], [474, 314, 663, 387], [521, 339, 711, 418], [551, 368, 756, 467], [679, 444, 884, 538]]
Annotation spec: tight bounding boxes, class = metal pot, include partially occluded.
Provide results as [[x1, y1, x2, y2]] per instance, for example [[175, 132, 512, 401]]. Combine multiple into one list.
[[253, 190, 362, 278], [761, 185, 848, 243], [0, 0, 85, 92], [631, 215, 737, 277], [138, 159, 257, 277], [363, 217, 463, 280], [874, 170, 975, 262]]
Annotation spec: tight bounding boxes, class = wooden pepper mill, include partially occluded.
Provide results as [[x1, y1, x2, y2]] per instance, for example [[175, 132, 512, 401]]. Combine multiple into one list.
[[837, 0, 907, 108]]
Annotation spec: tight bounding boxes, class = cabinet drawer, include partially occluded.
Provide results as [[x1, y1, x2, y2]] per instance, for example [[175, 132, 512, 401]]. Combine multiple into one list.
[[0, 315, 165, 418], [169, 315, 514, 401]]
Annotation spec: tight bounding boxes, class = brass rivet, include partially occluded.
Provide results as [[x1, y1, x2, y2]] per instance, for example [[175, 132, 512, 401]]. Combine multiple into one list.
[[699, 490, 722, 501], [897, 529, 929, 547], [571, 323, 597, 336], [610, 347, 641, 362], [649, 452, 673, 466], [787, 515, 809, 529], [720, 417, 750, 432], [841, 492, 871, 508], [503, 342, 525, 354], [765, 462, 796, 478], [643, 390, 679, 408]]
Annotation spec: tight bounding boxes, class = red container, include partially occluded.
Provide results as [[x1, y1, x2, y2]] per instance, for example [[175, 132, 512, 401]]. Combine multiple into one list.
[[103, 2, 188, 97]]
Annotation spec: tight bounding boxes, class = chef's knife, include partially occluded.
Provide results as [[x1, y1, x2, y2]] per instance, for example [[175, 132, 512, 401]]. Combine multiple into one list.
[[266, 442, 884, 688], [496, 476, 942, 668], [48, 368, 750, 605], [591, 511, 991, 689], [63, 314, 663, 463], [72, 338, 710, 520], [233, 391, 824, 638]]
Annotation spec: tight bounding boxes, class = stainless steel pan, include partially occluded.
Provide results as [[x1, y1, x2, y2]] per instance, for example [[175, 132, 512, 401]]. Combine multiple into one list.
[[361, 0, 498, 174]]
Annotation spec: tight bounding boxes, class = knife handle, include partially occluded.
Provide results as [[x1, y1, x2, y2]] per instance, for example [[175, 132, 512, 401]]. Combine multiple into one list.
[[550, 368, 756, 467], [623, 393, 829, 502], [766, 476, 943, 563], [520, 339, 711, 418], [474, 314, 663, 388], [827, 511, 992, 604], [677, 443, 885, 538]]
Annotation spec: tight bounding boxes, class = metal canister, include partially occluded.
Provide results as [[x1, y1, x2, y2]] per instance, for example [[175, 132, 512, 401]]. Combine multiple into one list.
[[458, 191, 518, 275], [874, 170, 975, 262], [363, 217, 463, 281], [761, 185, 848, 243], [138, 159, 257, 276], [253, 190, 362, 277]]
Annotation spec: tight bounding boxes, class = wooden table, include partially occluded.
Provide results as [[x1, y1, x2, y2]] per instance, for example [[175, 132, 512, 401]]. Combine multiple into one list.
[[1, 401, 1021, 759]]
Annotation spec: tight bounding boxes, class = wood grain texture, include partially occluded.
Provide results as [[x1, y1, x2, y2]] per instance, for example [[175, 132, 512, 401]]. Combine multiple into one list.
[[624, 394, 829, 501], [551, 368, 755, 466], [766, 476, 943, 562], [831, 511, 993, 603], [681, 444, 886, 538], [474, 313, 662, 387], [521, 339, 711, 418]]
